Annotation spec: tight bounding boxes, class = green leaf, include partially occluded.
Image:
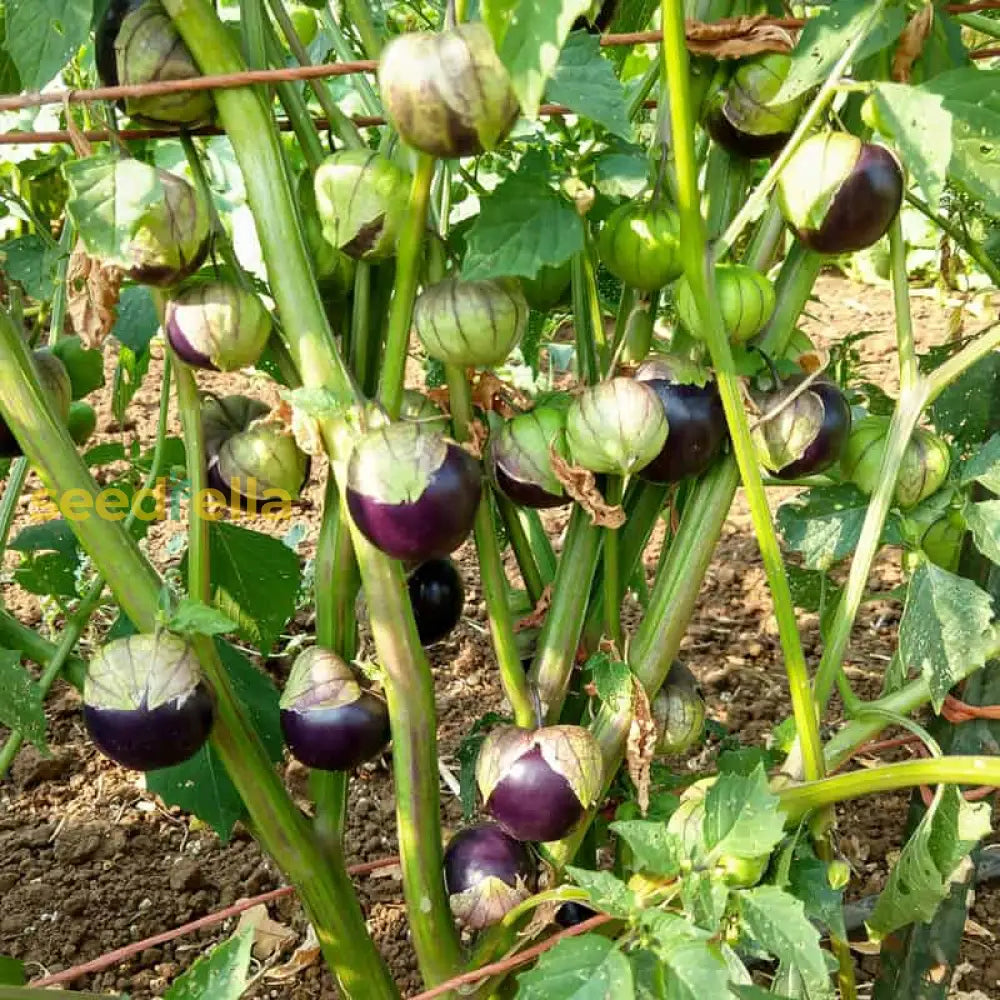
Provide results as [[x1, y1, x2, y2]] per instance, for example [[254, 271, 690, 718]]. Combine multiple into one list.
[[6, 0, 92, 90], [168, 597, 239, 638], [733, 988, 795, 1000], [112, 345, 152, 425], [703, 766, 786, 862], [516, 935, 634, 999], [964, 499, 1000, 565], [146, 640, 283, 839], [9, 518, 79, 559], [1, 235, 62, 301], [929, 350, 1000, 453], [923, 68, 1000, 216], [898, 561, 995, 711], [867, 786, 991, 940], [777, 484, 901, 571], [786, 845, 847, 941], [587, 651, 632, 712], [163, 924, 254, 1000], [113, 285, 160, 354], [181, 522, 302, 655], [462, 162, 585, 280], [0, 954, 25, 986], [775, 0, 906, 102], [496, 0, 594, 120], [593, 147, 650, 200], [738, 886, 833, 1000], [661, 939, 733, 1000], [866, 83, 951, 208], [64, 156, 163, 265], [679, 871, 730, 933], [961, 433, 1000, 493], [15, 552, 79, 599], [565, 866, 637, 919], [457, 711, 509, 821], [546, 32, 630, 139], [608, 819, 681, 878], [84, 442, 128, 467], [0, 649, 47, 750], [51, 336, 105, 399]]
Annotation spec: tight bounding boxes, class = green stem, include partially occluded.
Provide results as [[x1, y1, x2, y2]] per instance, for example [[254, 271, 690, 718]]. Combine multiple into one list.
[[530, 506, 602, 722], [446, 366, 535, 728], [379, 155, 436, 420], [339, 0, 383, 58], [905, 190, 1000, 288], [778, 757, 1000, 822], [603, 476, 625, 652], [889, 215, 918, 394], [958, 11, 1000, 40], [521, 508, 557, 585], [348, 262, 373, 386], [0, 458, 28, 557], [268, 0, 365, 149], [714, 0, 890, 261], [0, 610, 86, 692], [570, 252, 600, 385], [495, 492, 545, 606], [321, 6, 382, 116], [661, 0, 824, 782]]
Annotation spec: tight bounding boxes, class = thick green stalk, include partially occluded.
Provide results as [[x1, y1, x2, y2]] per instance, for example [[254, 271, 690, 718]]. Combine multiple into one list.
[[0, 458, 27, 556], [714, 0, 890, 261], [446, 365, 535, 728], [570, 252, 600, 385], [889, 215, 918, 393], [379, 156, 436, 420], [603, 476, 625, 652], [340, 0, 383, 58], [321, 6, 382, 115], [348, 263, 373, 386], [521, 508, 557, 584], [530, 506, 602, 721], [0, 610, 86, 691], [268, 0, 365, 149], [495, 492, 545, 605], [661, 0, 824, 781]]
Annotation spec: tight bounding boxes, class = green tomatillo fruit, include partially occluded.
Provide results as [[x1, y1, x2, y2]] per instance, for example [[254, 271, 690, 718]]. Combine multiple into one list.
[[597, 201, 683, 293], [379, 23, 519, 158], [67, 401, 98, 447], [675, 263, 775, 344]]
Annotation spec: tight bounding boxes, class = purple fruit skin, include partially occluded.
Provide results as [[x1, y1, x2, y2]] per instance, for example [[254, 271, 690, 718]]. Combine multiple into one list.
[[772, 377, 852, 480], [346, 443, 482, 562], [637, 376, 727, 483], [165, 311, 216, 370], [485, 746, 585, 842], [705, 105, 791, 160], [206, 454, 311, 513], [126, 233, 211, 289], [492, 460, 569, 509], [796, 144, 904, 255], [83, 683, 214, 772], [408, 558, 464, 646], [443, 823, 535, 897], [280, 692, 390, 771]]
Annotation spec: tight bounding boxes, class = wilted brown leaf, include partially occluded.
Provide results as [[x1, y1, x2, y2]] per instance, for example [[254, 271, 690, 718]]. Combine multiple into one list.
[[893, 4, 934, 83], [66, 240, 123, 347], [236, 903, 297, 961], [549, 449, 626, 529], [626, 677, 656, 816], [686, 16, 796, 58], [515, 585, 552, 633], [263, 925, 322, 982]]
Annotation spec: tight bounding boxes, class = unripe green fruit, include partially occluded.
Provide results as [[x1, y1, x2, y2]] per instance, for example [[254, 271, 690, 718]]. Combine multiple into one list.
[[297, 173, 356, 295], [920, 511, 965, 572], [841, 417, 951, 509], [675, 263, 775, 343], [413, 277, 527, 368], [597, 201, 683, 292], [520, 261, 572, 312], [288, 6, 319, 47], [67, 401, 98, 447], [379, 24, 519, 159], [565, 378, 668, 476], [314, 151, 411, 261], [651, 661, 705, 756]]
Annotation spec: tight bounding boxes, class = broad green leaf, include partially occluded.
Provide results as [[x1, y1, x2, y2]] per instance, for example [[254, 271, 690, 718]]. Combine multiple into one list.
[[594, 147, 650, 200], [777, 484, 901, 570], [6, 0, 92, 90], [1, 235, 61, 301], [462, 164, 585, 280], [163, 924, 254, 1000], [84, 442, 128, 467], [457, 712, 510, 821], [181, 522, 302, 654], [51, 336, 105, 399], [929, 350, 1000, 453], [775, 0, 907, 102], [0, 649, 47, 751], [546, 32, 630, 139], [961, 433, 1000, 493], [898, 562, 995, 711], [784, 565, 842, 615], [661, 939, 734, 1000], [64, 156, 163, 264], [703, 766, 786, 862], [516, 935, 634, 999], [565, 866, 637, 919], [923, 68, 1000, 216], [867, 786, 991, 940], [9, 518, 79, 559], [0, 11, 21, 95], [146, 640, 283, 839], [14, 551, 79, 599], [168, 598, 239, 638], [679, 871, 729, 933], [609, 819, 682, 878], [630, 949, 667, 1000], [965, 500, 1000, 565], [496, 0, 594, 119], [0, 954, 25, 986], [113, 285, 160, 354], [588, 651, 632, 712], [738, 886, 833, 1000], [786, 846, 847, 941], [866, 83, 951, 208], [733, 988, 795, 1000]]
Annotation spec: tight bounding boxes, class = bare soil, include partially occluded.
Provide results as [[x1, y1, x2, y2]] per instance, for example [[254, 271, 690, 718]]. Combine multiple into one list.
[[2, 275, 999, 998]]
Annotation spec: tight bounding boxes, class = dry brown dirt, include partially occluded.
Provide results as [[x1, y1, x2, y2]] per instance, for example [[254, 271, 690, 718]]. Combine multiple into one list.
[[1, 275, 999, 998]]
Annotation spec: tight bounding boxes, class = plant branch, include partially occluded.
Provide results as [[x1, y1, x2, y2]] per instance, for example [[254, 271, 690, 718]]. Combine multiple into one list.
[[889, 214, 918, 394]]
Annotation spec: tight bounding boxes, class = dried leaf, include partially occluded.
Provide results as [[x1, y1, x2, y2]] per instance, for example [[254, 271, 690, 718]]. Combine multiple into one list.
[[66, 240, 123, 347], [518, 900, 563, 941], [290, 406, 325, 457], [626, 677, 656, 816], [236, 903, 297, 961], [425, 387, 453, 414], [549, 449, 626, 529], [263, 925, 322, 983], [470, 370, 527, 418], [892, 3, 934, 83], [686, 15, 797, 59], [460, 419, 488, 460], [515, 585, 552, 633]]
